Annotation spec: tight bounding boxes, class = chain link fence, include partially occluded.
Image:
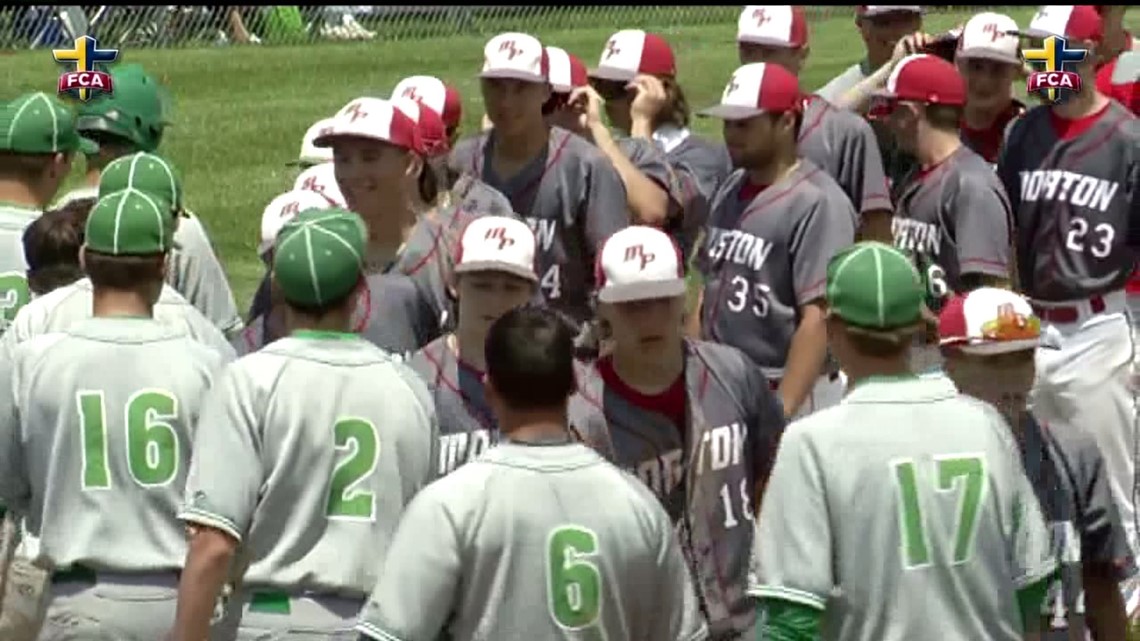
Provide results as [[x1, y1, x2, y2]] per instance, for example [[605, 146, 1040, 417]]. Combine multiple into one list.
[[1, 5, 983, 50]]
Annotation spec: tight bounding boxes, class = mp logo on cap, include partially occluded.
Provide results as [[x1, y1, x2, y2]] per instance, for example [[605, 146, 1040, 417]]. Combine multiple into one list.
[[956, 12, 1021, 67], [596, 226, 685, 304], [454, 216, 538, 282], [481, 33, 547, 83], [737, 6, 808, 48], [53, 35, 118, 102], [589, 30, 676, 82], [623, 244, 656, 271], [700, 63, 803, 120], [485, 225, 516, 250]]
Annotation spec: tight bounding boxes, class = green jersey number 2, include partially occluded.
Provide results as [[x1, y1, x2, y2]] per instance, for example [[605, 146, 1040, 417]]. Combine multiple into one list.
[[891, 455, 987, 569], [78, 389, 181, 490], [547, 525, 603, 631], [325, 417, 381, 521], [0, 271, 30, 332]]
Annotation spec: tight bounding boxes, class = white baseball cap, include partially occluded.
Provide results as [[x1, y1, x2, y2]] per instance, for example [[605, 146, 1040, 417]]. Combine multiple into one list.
[[312, 97, 423, 153], [956, 12, 1021, 66], [288, 118, 335, 168], [390, 75, 463, 129], [1017, 5, 1104, 43], [737, 6, 809, 48], [481, 32, 548, 84], [292, 163, 345, 207], [938, 287, 1042, 354], [259, 189, 337, 257], [454, 216, 538, 282], [596, 226, 685, 304], [589, 30, 677, 82], [546, 46, 588, 94], [857, 6, 923, 19], [699, 62, 804, 120]]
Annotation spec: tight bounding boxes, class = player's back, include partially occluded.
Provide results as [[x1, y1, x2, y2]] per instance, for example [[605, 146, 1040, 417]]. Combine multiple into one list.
[[3, 277, 235, 360], [780, 375, 1052, 641], [5, 317, 223, 572], [214, 334, 437, 596], [0, 203, 40, 333], [359, 442, 706, 641]]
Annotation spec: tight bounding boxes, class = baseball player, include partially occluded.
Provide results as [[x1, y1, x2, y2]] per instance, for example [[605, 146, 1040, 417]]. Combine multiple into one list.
[[874, 53, 1014, 373], [736, 5, 895, 242], [939, 287, 1134, 640], [21, 199, 91, 297], [172, 208, 438, 640], [391, 75, 464, 150], [450, 32, 630, 328], [565, 226, 784, 640], [0, 92, 89, 336], [407, 216, 539, 476], [954, 12, 1028, 165], [54, 64, 243, 339], [751, 241, 1057, 640], [998, 5, 1140, 552], [817, 5, 924, 103], [356, 304, 707, 641], [0, 189, 227, 640], [286, 117, 335, 171], [696, 63, 856, 419]]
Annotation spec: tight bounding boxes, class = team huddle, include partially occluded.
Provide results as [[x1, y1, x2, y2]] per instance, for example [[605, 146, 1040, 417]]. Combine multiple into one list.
[[0, 3, 1137, 641]]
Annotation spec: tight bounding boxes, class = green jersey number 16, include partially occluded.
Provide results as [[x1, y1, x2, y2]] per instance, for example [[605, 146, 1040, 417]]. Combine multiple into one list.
[[78, 389, 182, 490]]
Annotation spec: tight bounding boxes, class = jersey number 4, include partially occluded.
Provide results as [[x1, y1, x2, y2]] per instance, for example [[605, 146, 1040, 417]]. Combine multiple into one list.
[[547, 525, 603, 632], [325, 417, 381, 521], [78, 390, 181, 489], [891, 455, 987, 570]]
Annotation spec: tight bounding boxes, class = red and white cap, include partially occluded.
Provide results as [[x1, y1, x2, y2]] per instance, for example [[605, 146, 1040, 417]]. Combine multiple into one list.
[[391, 75, 463, 130], [313, 97, 423, 154], [856, 6, 922, 18], [546, 46, 588, 93], [957, 12, 1022, 66], [596, 226, 685, 304], [289, 118, 335, 167], [589, 30, 676, 82], [737, 6, 809, 48], [454, 216, 538, 282], [259, 189, 337, 257], [392, 97, 449, 157], [938, 287, 1042, 354], [291, 162, 346, 208], [1020, 5, 1103, 43], [873, 54, 966, 105], [481, 32, 548, 84], [699, 63, 803, 120]]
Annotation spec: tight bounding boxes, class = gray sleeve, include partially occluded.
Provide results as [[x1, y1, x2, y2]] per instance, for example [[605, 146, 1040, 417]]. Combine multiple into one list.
[[653, 507, 710, 641], [952, 171, 1012, 279], [840, 115, 893, 215], [746, 361, 786, 485], [179, 364, 262, 541], [1075, 437, 1137, 575], [171, 214, 243, 338], [448, 137, 480, 177], [620, 138, 677, 196], [1009, 450, 1060, 588], [790, 194, 856, 305], [996, 119, 1026, 215], [355, 488, 459, 641], [0, 354, 28, 515], [582, 152, 631, 252], [749, 424, 832, 609]]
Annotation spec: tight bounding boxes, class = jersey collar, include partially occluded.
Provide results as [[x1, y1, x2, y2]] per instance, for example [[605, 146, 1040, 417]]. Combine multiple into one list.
[[843, 372, 957, 405], [652, 125, 691, 155], [290, 329, 359, 341]]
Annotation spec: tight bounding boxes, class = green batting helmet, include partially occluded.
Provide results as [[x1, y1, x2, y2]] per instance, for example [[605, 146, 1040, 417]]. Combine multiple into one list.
[[75, 64, 172, 154]]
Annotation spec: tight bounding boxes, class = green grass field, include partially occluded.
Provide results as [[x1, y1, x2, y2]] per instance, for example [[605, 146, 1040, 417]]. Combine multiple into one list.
[[0, 6, 1069, 310]]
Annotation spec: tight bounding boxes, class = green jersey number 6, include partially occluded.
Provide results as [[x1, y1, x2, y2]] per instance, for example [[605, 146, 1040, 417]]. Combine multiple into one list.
[[78, 389, 181, 490], [547, 525, 603, 631]]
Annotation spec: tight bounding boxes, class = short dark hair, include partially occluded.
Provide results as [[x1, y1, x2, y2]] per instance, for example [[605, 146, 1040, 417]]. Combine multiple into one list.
[[269, 275, 358, 319], [924, 104, 963, 132], [23, 198, 94, 295], [83, 249, 165, 291], [485, 304, 577, 410]]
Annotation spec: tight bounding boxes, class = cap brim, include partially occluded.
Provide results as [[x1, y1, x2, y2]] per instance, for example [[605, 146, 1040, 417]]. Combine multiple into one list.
[[479, 69, 546, 83], [1008, 28, 1060, 41], [587, 66, 636, 82], [940, 337, 1041, 355], [78, 136, 99, 155], [454, 260, 538, 282], [698, 104, 766, 120], [956, 48, 1022, 66], [860, 7, 922, 18], [597, 279, 686, 304], [736, 35, 799, 48], [285, 156, 327, 168]]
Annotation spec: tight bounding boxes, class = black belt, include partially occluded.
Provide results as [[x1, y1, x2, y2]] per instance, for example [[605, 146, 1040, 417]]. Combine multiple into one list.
[[51, 564, 181, 584]]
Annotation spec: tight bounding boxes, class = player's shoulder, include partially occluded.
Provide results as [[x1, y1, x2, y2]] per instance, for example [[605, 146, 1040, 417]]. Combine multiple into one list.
[[950, 146, 1005, 183], [9, 330, 70, 368], [406, 335, 450, 381], [555, 126, 610, 164], [813, 96, 874, 136], [711, 169, 748, 203], [688, 339, 759, 380]]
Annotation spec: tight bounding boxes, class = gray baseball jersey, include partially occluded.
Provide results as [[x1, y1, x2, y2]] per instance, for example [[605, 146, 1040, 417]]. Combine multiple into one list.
[[0, 317, 224, 572], [1, 278, 235, 362], [179, 332, 437, 596], [698, 162, 856, 377], [55, 186, 242, 336], [450, 126, 629, 326], [1018, 415, 1137, 639], [799, 96, 893, 219], [664, 132, 734, 204], [998, 101, 1139, 301], [568, 340, 786, 639], [891, 145, 1013, 312], [0, 203, 38, 335], [750, 375, 1057, 641], [407, 335, 497, 477], [355, 442, 708, 641]]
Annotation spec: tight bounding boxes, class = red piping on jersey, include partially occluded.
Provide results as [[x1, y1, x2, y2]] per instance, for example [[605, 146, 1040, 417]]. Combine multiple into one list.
[[422, 339, 498, 432], [704, 167, 824, 347], [797, 96, 831, 145], [399, 215, 448, 277]]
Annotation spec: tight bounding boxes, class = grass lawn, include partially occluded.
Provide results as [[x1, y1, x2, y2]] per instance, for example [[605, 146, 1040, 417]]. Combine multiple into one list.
[[0, 6, 1061, 310]]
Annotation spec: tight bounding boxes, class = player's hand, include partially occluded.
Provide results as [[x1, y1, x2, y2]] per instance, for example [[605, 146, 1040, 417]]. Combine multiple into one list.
[[629, 74, 668, 123], [568, 86, 605, 130], [891, 32, 933, 65]]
